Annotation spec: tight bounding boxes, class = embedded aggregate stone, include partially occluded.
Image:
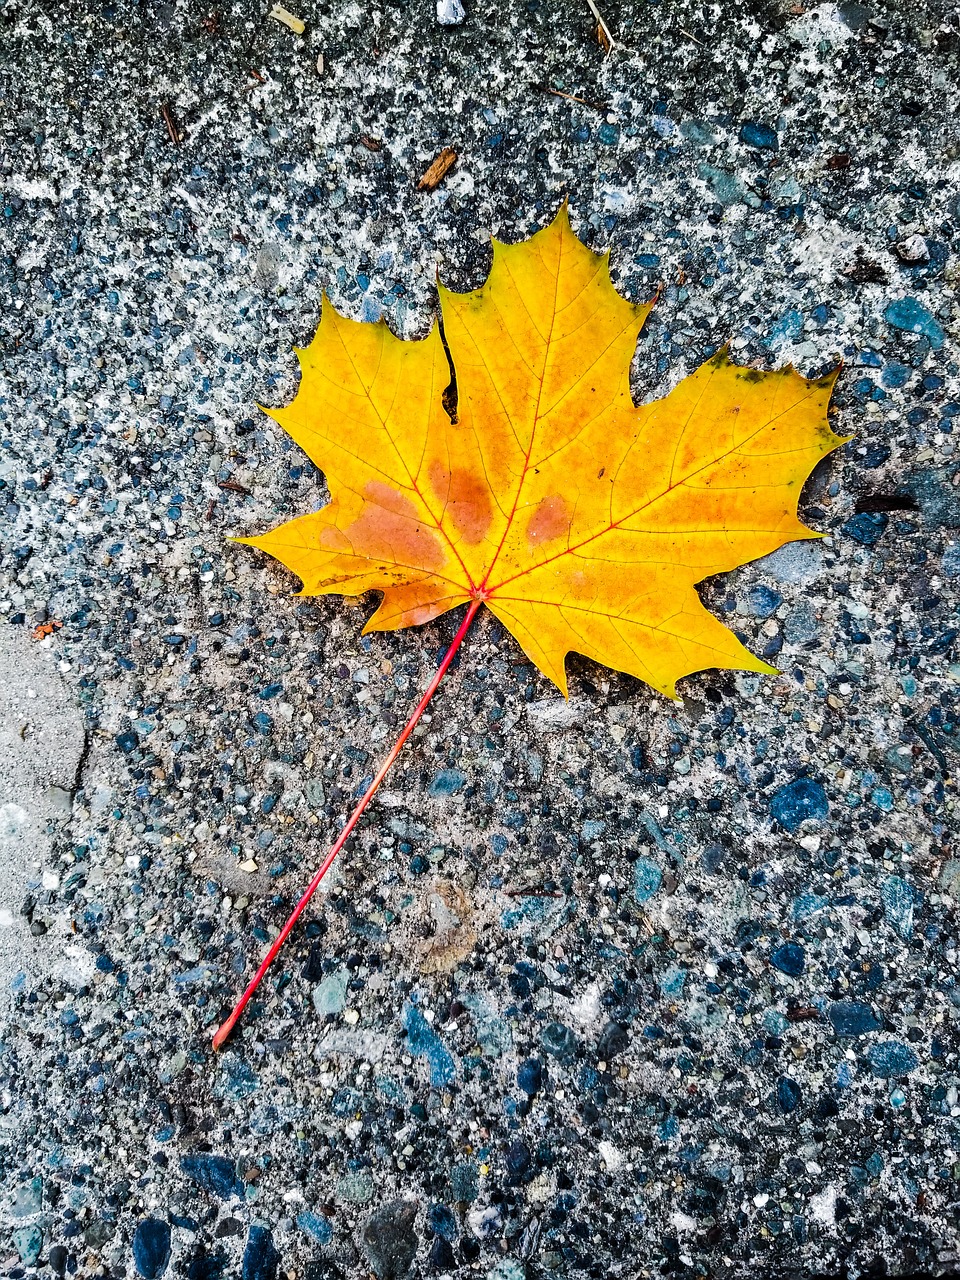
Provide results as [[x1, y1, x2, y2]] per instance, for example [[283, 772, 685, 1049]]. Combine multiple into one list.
[[132, 1218, 172, 1279], [828, 1000, 882, 1037], [1, 2, 960, 1279], [769, 940, 806, 976], [242, 1225, 280, 1280], [361, 1200, 418, 1279], [179, 1153, 245, 1201]]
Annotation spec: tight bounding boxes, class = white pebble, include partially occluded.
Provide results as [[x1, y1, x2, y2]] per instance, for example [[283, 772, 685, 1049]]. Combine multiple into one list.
[[437, 0, 465, 24]]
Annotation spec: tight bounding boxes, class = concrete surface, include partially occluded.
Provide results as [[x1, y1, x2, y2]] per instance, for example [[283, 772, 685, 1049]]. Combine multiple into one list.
[[1, 0, 960, 1278], [0, 626, 87, 994]]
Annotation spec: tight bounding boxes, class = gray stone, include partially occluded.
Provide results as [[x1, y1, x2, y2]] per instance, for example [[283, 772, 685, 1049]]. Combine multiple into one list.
[[361, 1200, 418, 1278], [312, 969, 348, 1015]]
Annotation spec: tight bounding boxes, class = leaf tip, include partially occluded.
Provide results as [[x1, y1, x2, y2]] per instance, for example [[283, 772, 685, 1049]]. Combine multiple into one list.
[[256, 400, 286, 426]]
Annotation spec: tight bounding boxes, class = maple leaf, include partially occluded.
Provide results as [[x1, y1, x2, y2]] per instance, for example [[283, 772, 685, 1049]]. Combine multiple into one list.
[[242, 206, 842, 698], [212, 206, 845, 1048]]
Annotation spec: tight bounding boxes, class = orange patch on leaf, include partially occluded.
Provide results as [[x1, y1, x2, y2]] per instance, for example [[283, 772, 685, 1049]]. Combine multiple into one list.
[[347, 481, 446, 570], [526, 494, 572, 549], [428, 462, 493, 545]]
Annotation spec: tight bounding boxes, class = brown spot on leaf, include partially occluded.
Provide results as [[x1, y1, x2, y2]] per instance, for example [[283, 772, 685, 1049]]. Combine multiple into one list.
[[527, 493, 572, 549], [429, 462, 493, 544], [345, 481, 445, 569]]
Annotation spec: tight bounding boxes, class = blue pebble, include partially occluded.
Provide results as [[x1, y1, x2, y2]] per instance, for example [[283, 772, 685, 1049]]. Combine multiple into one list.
[[179, 1153, 243, 1200], [404, 1004, 456, 1086], [296, 1211, 332, 1244], [747, 584, 782, 618], [872, 787, 893, 811], [541, 1021, 577, 1061], [258, 683, 283, 699], [768, 309, 803, 344], [633, 856, 663, 902], [360, 293, 382, 323], [13, 1225, 43, 1266], [517, 1057, 543, 1096], [776, 1076, 802, 1113], [428, 769, 467, 797], [868, 1040, 918, 1078], [450, 1160, 479, 1203], [740, 120, 779, 150], [940, 544, 960, 578], [115, 729, 139, 754], [428, 1203, 458, 1241], [769, 778, 828, 831], [862, 443, 890, 469], [658, 1115, 679, 1140], [842, 511, 888, 546], [883, 297, 945, 349], [659, 965, 687, 995], [505, 1140, 531, 1179], [132, 1218, 171, 1279], [242, 1225, 279, 1280], [769, 941, 805, 976], [881, 874, 914, 940], [216, 1053, 258, 1101], [880, 362, 912, 388], [828, 1001, 881, 1037]]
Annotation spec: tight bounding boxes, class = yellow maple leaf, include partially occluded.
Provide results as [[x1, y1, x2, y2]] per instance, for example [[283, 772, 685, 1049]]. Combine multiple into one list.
[[242, 206, 844, 699], [213, 207, 848, 1049]]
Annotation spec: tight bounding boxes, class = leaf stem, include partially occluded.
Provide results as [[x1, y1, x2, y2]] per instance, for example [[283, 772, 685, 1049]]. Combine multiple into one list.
[[212, 598, 483, 1051]]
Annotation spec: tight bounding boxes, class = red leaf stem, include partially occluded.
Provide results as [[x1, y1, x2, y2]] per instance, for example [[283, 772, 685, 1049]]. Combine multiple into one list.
[[211, 598, 482, 1050]]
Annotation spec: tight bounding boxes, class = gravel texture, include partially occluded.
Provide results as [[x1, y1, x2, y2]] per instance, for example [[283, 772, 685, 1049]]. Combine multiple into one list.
[[2, 1, 960, 1278]]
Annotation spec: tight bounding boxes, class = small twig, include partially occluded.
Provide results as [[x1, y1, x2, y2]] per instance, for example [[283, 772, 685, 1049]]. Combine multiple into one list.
[[248, 67, 266, 84], [584, 0, 615, 52], [357, 134, 383, 152], [785, 1005, 820, 1023], [505, 888, 564, 898], [540, 85, 609, 112], [160, 102, 183, 146], [678, 27, 703, 45], [218, 479, 250, 495], [417, 147, 457, 192]]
